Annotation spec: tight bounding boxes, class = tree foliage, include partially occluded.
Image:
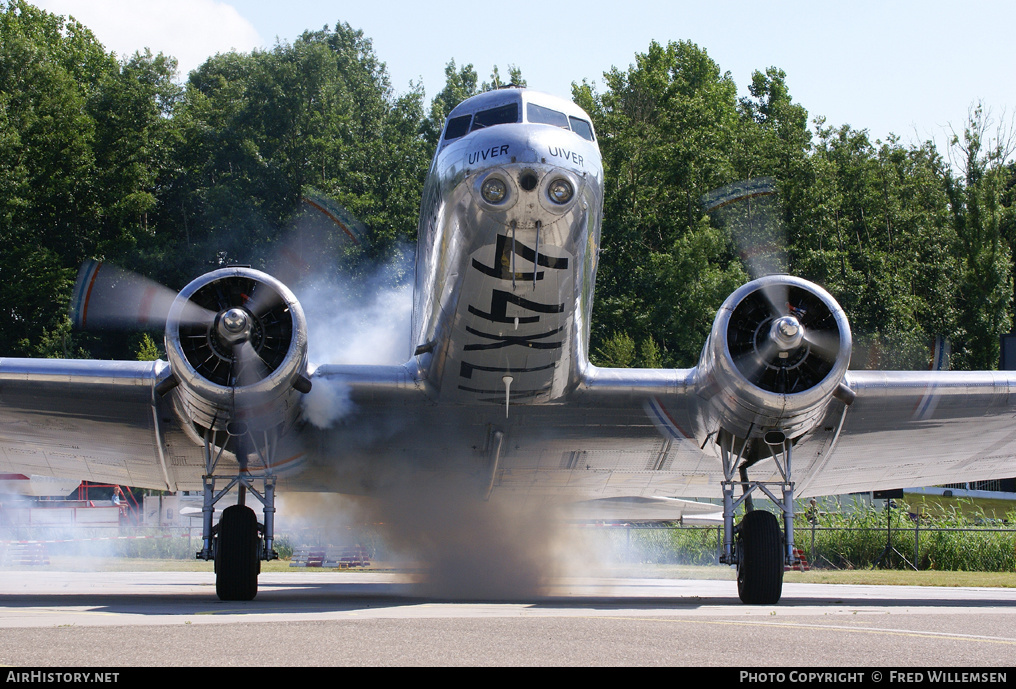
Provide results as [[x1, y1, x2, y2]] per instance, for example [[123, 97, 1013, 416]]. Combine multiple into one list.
[[0, 0, 178, 355], [945, 105, 1015, 369], [0, 7, 430, 358], [578, 41, 1014, 371], [577, 41, 749, 367], [163, 24, 429, 281]]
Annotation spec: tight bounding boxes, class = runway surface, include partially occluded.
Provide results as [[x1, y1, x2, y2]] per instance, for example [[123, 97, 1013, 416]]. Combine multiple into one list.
[[0, 570, 1014, 666]]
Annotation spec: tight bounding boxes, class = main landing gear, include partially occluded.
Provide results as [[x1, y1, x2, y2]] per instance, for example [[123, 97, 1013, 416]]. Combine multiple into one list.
[[196, 427, 279, 601], [215, 503, 260, 601], [718, 430, 799, 605]]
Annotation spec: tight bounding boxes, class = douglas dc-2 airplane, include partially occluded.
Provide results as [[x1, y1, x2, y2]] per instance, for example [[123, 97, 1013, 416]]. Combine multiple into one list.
[[3, 87, 1016, 604]]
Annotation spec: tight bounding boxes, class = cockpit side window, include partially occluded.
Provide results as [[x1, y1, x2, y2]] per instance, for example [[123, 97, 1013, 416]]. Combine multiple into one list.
[[444, 114, 472, 141], [569, 116, 595, 141], [527, 103, 569, 129], [470, 103, 519, 131]]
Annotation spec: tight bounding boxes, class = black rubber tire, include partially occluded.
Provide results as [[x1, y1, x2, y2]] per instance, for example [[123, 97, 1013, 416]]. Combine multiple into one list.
[[215, 505, 260, 601], [736, 510, 784, 605]]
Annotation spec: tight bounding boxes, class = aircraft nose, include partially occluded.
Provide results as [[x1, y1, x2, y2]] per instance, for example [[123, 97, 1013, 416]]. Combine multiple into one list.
[[473, 161, 583, 217]]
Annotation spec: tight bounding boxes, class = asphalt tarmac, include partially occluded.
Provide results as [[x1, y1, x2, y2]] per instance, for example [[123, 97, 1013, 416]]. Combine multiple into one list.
[[0, 570, 1014, 666]]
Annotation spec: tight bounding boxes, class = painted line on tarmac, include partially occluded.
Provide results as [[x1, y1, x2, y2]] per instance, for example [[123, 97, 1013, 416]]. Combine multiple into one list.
[[584, 616, 1016, 645]]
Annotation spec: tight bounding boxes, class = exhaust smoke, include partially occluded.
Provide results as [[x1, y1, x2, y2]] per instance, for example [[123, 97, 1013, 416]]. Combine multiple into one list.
[[275, 224, 619, 598], [291, 244, 414, 430], [280, 481, 615, 599]]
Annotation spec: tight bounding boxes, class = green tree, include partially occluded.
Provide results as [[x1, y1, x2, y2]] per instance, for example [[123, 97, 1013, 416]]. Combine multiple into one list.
[[135, 332, 162, 361], [735, 67, 811, 184], [576, 40, 747, 367], [946, 105, 1015, 369], [791, 123, 959, 369], [162, 24, 430, 287], [0, 1, 178, 356], [595, 331, 636, 368]]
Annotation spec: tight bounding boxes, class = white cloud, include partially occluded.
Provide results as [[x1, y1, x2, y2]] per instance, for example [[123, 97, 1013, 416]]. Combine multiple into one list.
[[32, 0, 263, 78]]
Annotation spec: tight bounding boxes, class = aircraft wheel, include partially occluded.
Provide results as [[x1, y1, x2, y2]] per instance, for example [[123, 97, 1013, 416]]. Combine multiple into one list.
[[215, 504, 260, 601], [736, 510, 784, 604]]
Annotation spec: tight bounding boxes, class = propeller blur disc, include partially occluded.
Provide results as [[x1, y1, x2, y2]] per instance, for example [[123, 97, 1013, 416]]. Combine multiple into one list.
[[726, 284, 841, 394], [71, 260, 213, 330]]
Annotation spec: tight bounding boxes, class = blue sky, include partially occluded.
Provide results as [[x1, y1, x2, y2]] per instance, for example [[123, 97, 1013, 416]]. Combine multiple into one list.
[[31, 0, 1016, 154]]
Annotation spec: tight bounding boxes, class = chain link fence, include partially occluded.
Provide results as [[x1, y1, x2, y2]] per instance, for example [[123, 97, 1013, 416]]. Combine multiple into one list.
[[3, 515, 1015, 571], [606, 518, 1016, 571]]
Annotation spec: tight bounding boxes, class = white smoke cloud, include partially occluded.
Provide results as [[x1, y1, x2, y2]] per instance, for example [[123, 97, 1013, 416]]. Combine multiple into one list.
[[299, 371, 353, 428], [302, 276, 414, 367], [292, 245, 414, 429]]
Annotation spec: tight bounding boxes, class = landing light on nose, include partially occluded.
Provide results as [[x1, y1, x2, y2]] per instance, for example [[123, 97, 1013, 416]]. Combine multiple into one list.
[[481, 177, 507, 204], [548, 178, 573, 204]]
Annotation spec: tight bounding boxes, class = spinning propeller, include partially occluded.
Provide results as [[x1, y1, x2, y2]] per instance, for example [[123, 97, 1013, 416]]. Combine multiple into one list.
[[71, 261, 296, 392], [725, 281, 842, 395], [701, 177, 786, 280], [71, 260, 213, 330], [173, 273, 292, 388]]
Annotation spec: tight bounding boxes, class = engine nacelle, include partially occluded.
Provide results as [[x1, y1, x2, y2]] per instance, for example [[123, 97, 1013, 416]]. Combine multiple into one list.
[[164, 267, 309, 437], [696, 275, 852, 441]]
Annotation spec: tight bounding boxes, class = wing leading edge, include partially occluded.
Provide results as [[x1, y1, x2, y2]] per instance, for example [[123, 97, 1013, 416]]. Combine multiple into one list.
[[555, 367, 1016, 501], [796, 369, 1016, 497], [0, 358, 174, 490]]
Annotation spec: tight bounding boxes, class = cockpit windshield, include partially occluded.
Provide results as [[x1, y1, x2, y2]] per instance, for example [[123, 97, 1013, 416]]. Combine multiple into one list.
[[443, 114, 471, 140], [527, 103, 569, 129], [442, 95, 596, 143], [527, 102, 595, 141], [568, 116, 595, 142], [470, 103, 519, 131]]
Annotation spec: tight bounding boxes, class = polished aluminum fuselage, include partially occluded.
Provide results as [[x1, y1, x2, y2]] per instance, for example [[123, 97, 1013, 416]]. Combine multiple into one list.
[[412, 92, 603, 404]]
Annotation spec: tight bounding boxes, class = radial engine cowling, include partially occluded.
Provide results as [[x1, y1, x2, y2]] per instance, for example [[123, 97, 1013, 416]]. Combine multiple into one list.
[[164, 267, 309, 437], [697, 275, 852, 441]]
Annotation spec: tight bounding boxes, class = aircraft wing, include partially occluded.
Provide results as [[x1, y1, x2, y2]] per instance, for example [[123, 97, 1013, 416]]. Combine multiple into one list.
[[297, 364, 1016, 507], [794, 369, 1016, 497], [0, 358, 177, 491], [485, 367, 1016, 503], [4, 354, 1016, 504], [0, 356, 430, 494]]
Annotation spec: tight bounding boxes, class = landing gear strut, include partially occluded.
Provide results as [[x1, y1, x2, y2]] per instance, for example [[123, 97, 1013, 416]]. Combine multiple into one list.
[[719, 430, 797, 605], [196, 427, 279, 601]]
